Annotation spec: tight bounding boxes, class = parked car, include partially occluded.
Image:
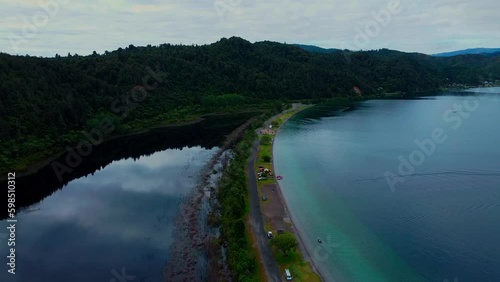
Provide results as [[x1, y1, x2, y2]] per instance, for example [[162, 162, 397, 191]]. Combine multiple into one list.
[[258, 177, 267, 180], [285, 269, 293, 280], [277, 229, 284, 234], [262, 195, 267, 201], [267, 231, 273, 239]]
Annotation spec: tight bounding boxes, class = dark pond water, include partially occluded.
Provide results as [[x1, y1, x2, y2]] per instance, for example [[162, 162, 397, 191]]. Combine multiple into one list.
[[274, 88, 500, 282], [0, 114, 252, 282]]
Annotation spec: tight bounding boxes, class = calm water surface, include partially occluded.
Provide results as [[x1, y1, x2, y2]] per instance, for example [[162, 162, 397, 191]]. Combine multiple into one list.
[[274, 88, 500, 282], [0, 114, 253, 282], [1, 147, 217, 282]]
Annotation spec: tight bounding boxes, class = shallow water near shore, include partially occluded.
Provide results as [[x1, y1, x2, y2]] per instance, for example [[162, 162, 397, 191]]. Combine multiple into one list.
[[274, 88, 500, 281]]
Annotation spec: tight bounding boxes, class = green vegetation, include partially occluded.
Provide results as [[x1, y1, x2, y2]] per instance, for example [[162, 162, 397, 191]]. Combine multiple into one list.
[[256, 143, 275, 186], [275, 252, 321, 282], [270, 232, 298, 256], [261, 154, 271, 163], [202, 94, 246, 110], [1, 37, 499, 173], [274, 108, 303, 128], [216, 127, 257, 281], [260, 135, 272, 145], [214, 113, 277, 282]]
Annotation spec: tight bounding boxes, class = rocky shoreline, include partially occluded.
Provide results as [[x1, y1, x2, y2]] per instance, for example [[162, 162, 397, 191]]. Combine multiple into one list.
[[163, 118, 257, 281]]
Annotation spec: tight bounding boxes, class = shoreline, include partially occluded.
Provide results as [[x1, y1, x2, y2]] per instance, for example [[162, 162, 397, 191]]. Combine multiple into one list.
[[1, 117, 206, 180], [5, 87, 493, 178], [250, 103, 327, 281], [248, 104, 323, 281], [2, 111, 260, 180], [270, 106, 329, 282], [164, 118, 256, 281]]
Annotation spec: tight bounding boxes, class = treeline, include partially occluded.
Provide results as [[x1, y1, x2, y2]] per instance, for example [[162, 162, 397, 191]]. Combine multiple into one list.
[[1, 37, 499, 172]]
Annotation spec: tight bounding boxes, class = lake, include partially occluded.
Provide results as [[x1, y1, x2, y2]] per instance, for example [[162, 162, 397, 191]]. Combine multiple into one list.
[[0, 114, 252, 282], [274, 88, 500, 282]]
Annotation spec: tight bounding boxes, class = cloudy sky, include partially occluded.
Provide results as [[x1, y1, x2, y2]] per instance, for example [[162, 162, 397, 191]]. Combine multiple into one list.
[[1, 0, 499, 57]]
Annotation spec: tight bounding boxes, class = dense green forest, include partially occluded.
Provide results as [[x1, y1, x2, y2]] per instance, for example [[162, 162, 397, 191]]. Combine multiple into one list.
[[1, 36, 499, 173]]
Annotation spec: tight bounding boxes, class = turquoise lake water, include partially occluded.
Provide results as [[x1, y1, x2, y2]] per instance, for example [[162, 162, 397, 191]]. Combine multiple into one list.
[[274, 88, 500, 282]]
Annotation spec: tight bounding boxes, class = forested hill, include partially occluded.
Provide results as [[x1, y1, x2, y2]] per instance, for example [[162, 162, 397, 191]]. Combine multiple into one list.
[[1, 37, 499, 172]]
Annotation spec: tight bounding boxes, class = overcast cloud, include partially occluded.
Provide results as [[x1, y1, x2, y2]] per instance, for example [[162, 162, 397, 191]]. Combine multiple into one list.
[[1, 0, 499, 57]]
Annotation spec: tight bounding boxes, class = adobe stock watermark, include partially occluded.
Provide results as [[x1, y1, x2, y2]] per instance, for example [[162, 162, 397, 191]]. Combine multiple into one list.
[[384, 93, 487, 192], [340, 0, 403, 63], [8, 0, 70, 53], [213, 0, 243, 20], [109, 267, 135, 282], [51, 66, 167, 182]]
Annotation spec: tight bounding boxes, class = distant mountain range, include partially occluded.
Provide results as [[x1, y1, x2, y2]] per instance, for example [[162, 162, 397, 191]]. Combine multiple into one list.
[[294, 44, 500, 58], [433, 48, 500, 57]]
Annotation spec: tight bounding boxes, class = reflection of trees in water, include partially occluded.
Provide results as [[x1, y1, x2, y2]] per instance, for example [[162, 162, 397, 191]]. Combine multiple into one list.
[[1, 113, 255, 220]]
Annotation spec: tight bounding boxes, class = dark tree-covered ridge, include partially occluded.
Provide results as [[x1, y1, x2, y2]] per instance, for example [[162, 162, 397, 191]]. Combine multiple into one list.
[[1, 37, 499, 172]]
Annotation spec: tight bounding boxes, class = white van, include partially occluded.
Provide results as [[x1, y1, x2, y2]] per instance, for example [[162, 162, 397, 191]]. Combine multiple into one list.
[[284, 269, 293, 280]]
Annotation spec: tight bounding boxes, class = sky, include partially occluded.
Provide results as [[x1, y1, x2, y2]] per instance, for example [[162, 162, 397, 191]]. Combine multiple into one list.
[[1, 0, 499, 57]]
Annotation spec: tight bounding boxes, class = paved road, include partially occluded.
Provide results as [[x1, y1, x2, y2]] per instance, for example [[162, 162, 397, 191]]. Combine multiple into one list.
[[248, 140, 282, 281], [247, 114, 285, 282]]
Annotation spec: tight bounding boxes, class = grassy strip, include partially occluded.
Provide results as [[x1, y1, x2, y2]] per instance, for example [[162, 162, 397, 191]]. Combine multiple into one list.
[[255, 105, 322, 281]]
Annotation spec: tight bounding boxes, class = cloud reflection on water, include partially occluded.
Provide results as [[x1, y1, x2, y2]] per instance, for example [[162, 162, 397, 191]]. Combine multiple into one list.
[[1, 146, 217, 282]]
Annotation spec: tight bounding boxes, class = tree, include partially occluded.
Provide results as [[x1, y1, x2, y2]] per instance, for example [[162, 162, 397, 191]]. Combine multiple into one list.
[[260, 135, 272, 145], [270, 232, 298, 256], [272, 101, 283, 112], [262, 154, 271, 162]]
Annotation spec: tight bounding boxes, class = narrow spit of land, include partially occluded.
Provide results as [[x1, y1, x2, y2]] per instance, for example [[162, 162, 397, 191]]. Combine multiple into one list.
[[247, 104, 323, 282]]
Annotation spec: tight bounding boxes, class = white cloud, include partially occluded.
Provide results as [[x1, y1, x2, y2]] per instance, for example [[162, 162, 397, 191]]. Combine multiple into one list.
[[0, 0, 498, 56]]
